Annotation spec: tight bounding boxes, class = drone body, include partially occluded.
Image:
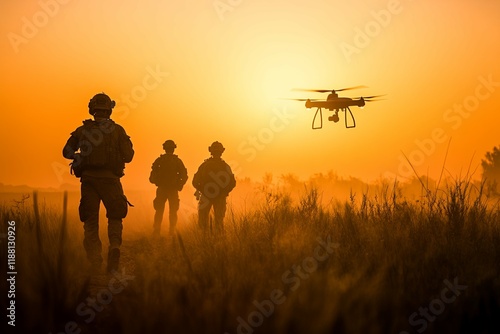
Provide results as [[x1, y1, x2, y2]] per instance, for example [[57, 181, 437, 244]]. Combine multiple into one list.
[[305, 96, 366, 110], [289, 86, 383, 129]]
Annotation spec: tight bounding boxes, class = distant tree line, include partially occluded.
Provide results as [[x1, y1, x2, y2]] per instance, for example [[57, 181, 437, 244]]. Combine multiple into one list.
[[482, 145, 500, 195]]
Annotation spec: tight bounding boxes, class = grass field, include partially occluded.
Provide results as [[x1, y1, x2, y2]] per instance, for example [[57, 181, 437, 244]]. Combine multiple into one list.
[[1, 176, 500, 334]]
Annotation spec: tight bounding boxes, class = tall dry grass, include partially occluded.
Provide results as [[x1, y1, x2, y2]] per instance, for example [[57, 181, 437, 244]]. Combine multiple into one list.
[[1, 179, 500, 334]]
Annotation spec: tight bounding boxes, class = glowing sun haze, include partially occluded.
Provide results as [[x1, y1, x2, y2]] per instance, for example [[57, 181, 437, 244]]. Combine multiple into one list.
[[1, 0, 499, 189]]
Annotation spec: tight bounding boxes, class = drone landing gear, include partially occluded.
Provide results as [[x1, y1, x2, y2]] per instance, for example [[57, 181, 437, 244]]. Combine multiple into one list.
[[311, 107, 357, 129], [344, 107, 356, 128], [312, 107, 323, 130]]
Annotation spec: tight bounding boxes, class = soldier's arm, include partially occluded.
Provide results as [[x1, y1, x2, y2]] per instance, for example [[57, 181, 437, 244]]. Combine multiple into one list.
[[226, 164, 237, 193], [119, 128, 134, 163], [178, 159, 188, 184], [62, 132, 79, 159], [192, 165, 203, 190], [151, 156, 161, 169], [149, 157, 160, 185], [192, 171, 199, 189]]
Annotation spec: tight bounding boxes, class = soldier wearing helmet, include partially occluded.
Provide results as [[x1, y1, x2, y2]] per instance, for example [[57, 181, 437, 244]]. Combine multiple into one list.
[[149, 139, 188, 236], [192, 141, 236, 232], [62, 93, 134, 273]]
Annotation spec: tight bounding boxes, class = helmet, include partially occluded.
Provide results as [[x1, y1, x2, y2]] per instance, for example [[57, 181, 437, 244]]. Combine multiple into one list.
[[162, 140, 177, 150], [88, 93, 115, 115], [209, 141, 225, 154]]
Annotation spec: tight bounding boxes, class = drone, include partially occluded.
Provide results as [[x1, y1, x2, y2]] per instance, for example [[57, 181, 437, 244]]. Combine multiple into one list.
[[288, 86, 384, 129]]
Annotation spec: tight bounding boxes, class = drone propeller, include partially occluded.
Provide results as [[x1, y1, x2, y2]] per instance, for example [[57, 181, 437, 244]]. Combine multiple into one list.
[[336, 85, 368, 92], [292, 85, 368, 93], [363, 95, 385, 99], [358, 94, 386, 101], [281, 98, 322, 102]]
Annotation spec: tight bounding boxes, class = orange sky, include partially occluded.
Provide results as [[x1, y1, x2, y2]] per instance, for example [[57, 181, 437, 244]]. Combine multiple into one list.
[[1, 0, 500, 189]]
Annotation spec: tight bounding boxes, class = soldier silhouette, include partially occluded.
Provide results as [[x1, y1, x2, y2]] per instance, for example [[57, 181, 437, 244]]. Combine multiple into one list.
[[149, 140, 188, 236], [63, 93, 134, 273], [192, 141, 236, 232]]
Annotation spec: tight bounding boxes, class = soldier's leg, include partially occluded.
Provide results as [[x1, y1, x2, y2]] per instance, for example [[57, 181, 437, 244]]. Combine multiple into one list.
[[79, 178, 103, 266], [107, 218, 123, 249], [213, 196, 227, 233], [100, 178, 128, 272], [198, 194, 212, 232], [153, 187, 168, 235], [167, 189, 180, 234]]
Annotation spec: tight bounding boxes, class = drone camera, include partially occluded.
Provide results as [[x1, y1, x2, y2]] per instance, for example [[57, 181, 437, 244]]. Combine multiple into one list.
[[328, 114, 340, 123]]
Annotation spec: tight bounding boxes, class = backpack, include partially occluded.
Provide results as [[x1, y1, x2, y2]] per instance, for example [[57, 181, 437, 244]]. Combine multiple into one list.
[[75, 120, 126, 176], [193, 157, 236, 197], [149, 154, 187, 189]]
